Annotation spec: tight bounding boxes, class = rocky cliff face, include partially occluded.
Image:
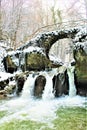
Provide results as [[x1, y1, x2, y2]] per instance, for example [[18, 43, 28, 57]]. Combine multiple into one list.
[[74, 42, 87, 96]]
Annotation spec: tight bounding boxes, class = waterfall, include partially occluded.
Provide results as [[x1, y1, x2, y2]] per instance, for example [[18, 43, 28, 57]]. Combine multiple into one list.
[[21, 70, 57, 100], [42, 72, 54, 100], [67, 65, 76, 97], [0, 70, 86, 127], [21, 73, 37, 98], [21, 66, 76, 100]]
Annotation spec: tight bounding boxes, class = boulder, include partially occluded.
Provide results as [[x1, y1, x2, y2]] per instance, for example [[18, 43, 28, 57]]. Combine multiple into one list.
[[25, 52, 51, 71], [34, 75, 46, 98], [15, 72, 27, 95], [3, 50, 21, 73], [52, 67, 69, 97], [0, 90, 7, 99]]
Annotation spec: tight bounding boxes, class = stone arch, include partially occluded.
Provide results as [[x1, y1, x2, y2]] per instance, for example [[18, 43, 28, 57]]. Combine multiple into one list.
[[17, 27, 79, 58]]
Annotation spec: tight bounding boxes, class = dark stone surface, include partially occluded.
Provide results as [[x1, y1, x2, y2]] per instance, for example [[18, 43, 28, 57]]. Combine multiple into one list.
[[53, 71, 69, 97], [34, 75, 46, 98], [3, 56, 17, 73], [75, 74, 87, 96], [74, 42, 87, 96], [15, 74, 26, 95]]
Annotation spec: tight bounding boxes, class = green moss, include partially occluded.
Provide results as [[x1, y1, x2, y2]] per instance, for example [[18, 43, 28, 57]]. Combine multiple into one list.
[[53, 107, 86, 130], [6, 56, 16, 68], [74, 48, 87, 81], [26, 53, 51, 70]]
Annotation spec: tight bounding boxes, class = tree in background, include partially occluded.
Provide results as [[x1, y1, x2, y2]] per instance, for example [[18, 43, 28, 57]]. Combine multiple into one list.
[[0, 0, 86, 49]]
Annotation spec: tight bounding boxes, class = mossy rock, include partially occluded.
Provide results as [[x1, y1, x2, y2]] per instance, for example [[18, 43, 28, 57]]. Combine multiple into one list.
[[74, 48, 87, 82], [25, 53, 51, 71], [3, 55, 17, 73]]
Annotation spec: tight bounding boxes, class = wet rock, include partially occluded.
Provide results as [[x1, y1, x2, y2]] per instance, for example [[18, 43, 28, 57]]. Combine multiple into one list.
[[0, 90, 7, 99], [15, 73, 27, 95], [34, 75, 46, 98], [75, 80, 87, 96], [53, 67, 69, 97]]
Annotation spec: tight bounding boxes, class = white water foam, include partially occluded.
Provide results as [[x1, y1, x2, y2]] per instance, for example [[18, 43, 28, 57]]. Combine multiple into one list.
[[0, 96, 86, 125], [42, 72, 54, 100], [0, 71, 86, 127], [21, 73, 38, 99], [67, 65, 77, 97]]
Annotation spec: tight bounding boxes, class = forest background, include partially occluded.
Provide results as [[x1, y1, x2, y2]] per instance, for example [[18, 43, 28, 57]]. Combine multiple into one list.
[[0, 0, 87, 49]]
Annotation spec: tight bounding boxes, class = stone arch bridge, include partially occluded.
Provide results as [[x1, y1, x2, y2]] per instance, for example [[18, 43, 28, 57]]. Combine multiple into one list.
[[1, 21, 87, 97]]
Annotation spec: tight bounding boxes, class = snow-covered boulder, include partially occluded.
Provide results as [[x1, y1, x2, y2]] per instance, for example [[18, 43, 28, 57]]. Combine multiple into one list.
[[3, 50, 21, 73], [0, 41, 7, 72], [3, 47, 52, 72]]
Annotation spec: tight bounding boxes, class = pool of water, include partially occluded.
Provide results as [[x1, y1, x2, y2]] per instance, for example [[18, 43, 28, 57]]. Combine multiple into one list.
[[0, 95, 86, 130]]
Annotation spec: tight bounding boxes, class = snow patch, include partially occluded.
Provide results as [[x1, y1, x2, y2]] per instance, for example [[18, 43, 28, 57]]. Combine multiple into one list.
[[0, 72, 13, 82]]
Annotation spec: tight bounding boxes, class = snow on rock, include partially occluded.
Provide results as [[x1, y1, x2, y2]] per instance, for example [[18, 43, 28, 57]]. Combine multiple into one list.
[[0, 72, 13, 82], [17, 26, 80, 51], [74, 41, 87, 54], [74, 26, 87, 42], [0, 41, 7, 72], [1, 26, 87, 73], [49, 54, 63, 65], [4, 50, 22, 70], [24, 46, 45, 55]]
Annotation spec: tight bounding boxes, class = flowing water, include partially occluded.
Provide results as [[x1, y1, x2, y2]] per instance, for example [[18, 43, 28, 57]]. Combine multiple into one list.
[[0, 69, 86, 129], [67, 65, 77, 97]]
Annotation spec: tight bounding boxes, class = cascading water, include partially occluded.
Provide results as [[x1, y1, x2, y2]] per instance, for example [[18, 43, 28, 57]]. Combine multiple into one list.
[[0, 69, 86, 128], [21, 71, 55, 100], [21, 73, 38, 98], [42, 72, 54, 100], [67, 65, 77, 97]]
